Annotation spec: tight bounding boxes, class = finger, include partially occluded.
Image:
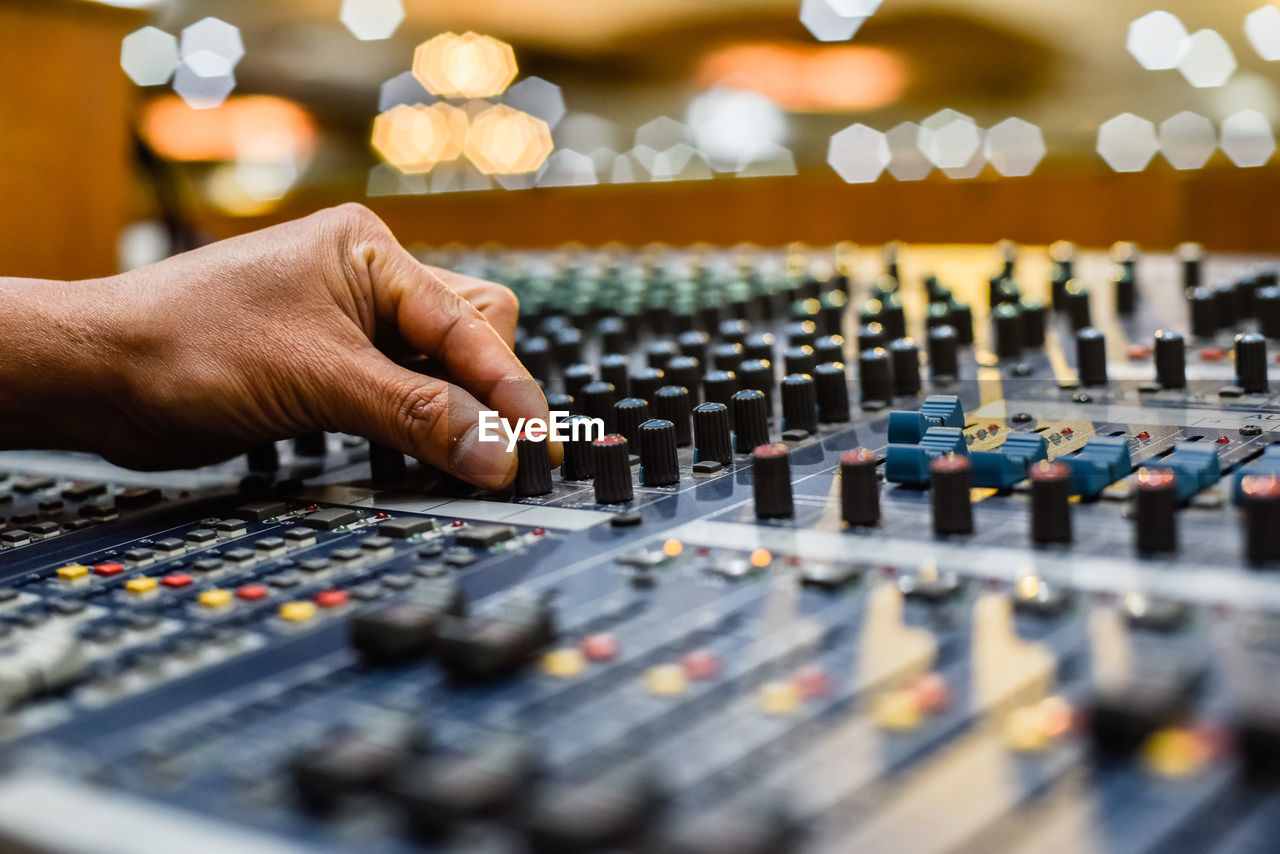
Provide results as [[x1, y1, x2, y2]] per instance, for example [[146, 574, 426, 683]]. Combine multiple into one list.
[[321, 348, 519, 490], [424, 266, 519, 347]]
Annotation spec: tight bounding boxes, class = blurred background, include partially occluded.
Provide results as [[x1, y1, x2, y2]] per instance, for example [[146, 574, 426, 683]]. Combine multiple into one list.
[[4, 0, 1280, 281]]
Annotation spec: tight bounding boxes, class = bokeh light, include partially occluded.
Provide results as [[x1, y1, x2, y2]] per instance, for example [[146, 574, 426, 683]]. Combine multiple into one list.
[[696, 44, 907, 113], [180, 17, 244, 68], [1177, 29, 1236, 89], [414, 32, 518, 99], [828, 123, 890, 183], [885, 122, 932, 181], [1221, 108, 1276, 167], [503, 77, 566, 130], [984, 117, 1045, 177], [173, 50, 237, 110], [379, 71, 436, 113], [1126, 11, 1188, 71], [1157, 111, 1216, 170], [1097, 113, 1159, 172], [464, 104, 553, 174], [340, 0, 405, 42], [121, 26, 179, 87], [799, 0, 866, 42], [1246, 6, 1280, 62], [141, 94, 317, 162], [536, 149, 598, 187], [371, 102, 469, 174], [687, 87, 787, 172]]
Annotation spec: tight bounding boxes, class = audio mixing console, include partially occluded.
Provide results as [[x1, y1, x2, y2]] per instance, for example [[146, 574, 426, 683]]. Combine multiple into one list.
[[2, 241, 1280, 853]]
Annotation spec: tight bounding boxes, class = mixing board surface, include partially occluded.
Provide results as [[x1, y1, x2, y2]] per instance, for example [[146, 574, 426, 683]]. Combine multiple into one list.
[[2, 242, 1280, 853]]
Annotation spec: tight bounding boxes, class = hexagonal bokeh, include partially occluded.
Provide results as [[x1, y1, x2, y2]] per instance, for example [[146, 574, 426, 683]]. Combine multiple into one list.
[[414, 33, 518, 99], [650, 144, 713, 181], [827, 123, 889, 183], [121, 26, 179, 86], [181, 17, 244, 67], [503, 77, 566, 130], [1221, 109, 1277, 167], [687, 87, 787, 171], [737, 143, 797, 178], [919, 117, 981, 170], [1178, 29, 1236, 88], [1246, 6, 1280, 62], [885, 122, 932, 181], [536, 149, 598, 187], [799, 0, 865, 43], [464, 104, 553, 175], [1097, 113, 1159, 172], [941, 142, 987, 180], [340, 0, 404, 41], [984, 117, 1046, 177], [173, 51, 236, 110], [635, 116, 690, 151], [828, 0, 883, 13], [1126, 10, 1188, 71], [371, 102, 468, 173], [1157, 111, 1216, 170], [379, 71, 435, 112]]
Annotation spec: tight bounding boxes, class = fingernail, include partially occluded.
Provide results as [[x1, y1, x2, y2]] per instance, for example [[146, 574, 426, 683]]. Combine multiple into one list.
[[453, 424, 518, 489]]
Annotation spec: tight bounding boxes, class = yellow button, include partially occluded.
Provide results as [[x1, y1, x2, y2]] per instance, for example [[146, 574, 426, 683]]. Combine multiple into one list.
[[541, 648, 585, 679], [124, 577, 157, 595], [872, 689, 924, 732], [758, 680, 801, 716], [57, 564, 89, 582], [645, 664, 687, 697], [279, 601, 317, 623], [198, 589, 232, 609], [1003, 705, 1052, 753], [1142, 727, 1209, 779]]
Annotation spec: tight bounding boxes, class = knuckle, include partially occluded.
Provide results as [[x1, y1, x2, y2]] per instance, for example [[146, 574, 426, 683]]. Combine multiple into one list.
[[393, 380, 450, 444], [496, 284, 519, 316]]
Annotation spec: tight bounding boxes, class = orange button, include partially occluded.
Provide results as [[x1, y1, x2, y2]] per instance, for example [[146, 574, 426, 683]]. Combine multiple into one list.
[[237, 584, 269, 601], [93, 562, 124, 577], [161, 573, 192, 589], [315, 590, 349, 609]]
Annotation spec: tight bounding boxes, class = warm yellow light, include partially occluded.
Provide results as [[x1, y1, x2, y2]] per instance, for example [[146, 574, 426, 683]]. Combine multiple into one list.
[[414, 32, 518, 99], [663, 538, 683, 558], [749, 548, 772, 568], [697, 43, 908, 113], [371, 102, 469, 174], [464, 104, 552, 175], [140, 94, 316, 162]]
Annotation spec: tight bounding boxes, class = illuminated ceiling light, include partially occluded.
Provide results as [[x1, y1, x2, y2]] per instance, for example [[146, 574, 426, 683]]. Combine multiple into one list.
[[1221, 109, 1276, 167], [1177, 30, 1237, 88], [799, 0, 865, 43], [1246, 6, 1280, 61], [181, 17, 244, 68], [464, 104, 553, 175], [121, 27, 179, 87], [697, 44, 906, 113], [379, 70, 436, 112], [1096, 113, 1159, 172], [173, 50, 236, 110], [503, 77, 566, 130], [687, 87, 787, 171], [414, 32, 518, 99], [827, 123, 889, 183], [885, 122, 931, 181], [984, 117, 1046, 177], [1157, 111, 1217, 170], [340, 0, 404, 42], [140, 94, 317, 162], [372, 102, 469, 174], [1127, 11, 1188, 71], [536, 149, 598, 187]]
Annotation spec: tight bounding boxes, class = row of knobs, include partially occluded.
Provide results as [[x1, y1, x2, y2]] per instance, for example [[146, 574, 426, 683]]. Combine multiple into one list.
[[1065, 326, 1270, 394]]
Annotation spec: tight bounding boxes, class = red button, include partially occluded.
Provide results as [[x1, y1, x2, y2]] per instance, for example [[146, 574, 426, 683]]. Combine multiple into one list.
[[161, 573, 192, 588], [1061, 427, 1073, 435], [1201, 347, 1225, 362], [680, 649, 722, 681], [1217, 436, 1230, 444], [315, 590, 349, 609], [1136, 431, 1150, 440], [1126, 344, 1152, 360], [451, 520, 465, 527], [93, 562, 124, 577], [237, 584, 269, 601], [579, 633, 619, 662], [375, 511, 390, 519], [794, 665, 832, 699]]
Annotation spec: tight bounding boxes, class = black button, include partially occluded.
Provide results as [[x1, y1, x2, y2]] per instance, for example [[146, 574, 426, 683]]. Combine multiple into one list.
[[379, 518, 438, 539], [254, 537, 286, 552], [216, 519, 248, 536], [123, 548, 156, 564], [222, 548, 255, 564], [61, 482, 107, 501], [268, 571, 302, 588], [187, 528, 217, 544], [192, 558, 224, 574], [302, 508, 362, 531], [361, 536, 394, 552], [454, 525, 517, 549], [153, 538, 185, 554], [283, 527, 315, 544], [299, 558, 332, 573], [233, 500, 288, 522], [330, 548, 362, 564], [116, 487, 162, 510], [417, 542, 444, 559], [12, 476, 55, 494]]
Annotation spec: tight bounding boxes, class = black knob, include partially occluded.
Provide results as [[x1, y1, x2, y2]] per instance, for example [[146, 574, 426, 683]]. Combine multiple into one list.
[[840, 448, 880, 527], [927, 325, 959, 380], [678, 330, 710, 361], [1257, 286, 1280, 339], [781, 373, 818, 435], [950, 303, 974, 345], [563, 364, 594, 401], [784, 345, 816, 376], [592, 435, 633, 504], [1237, 273, 1260, 319], [631, 368, 666, 404], [600, 353, 630, 397], [638, 419, 680, 486], [1179, 242, 1203, 290], [703, 370, 738, 424], [889, 338, 921, 397], [693, 402, 733, 466], [1021, 302, 1047, 347], [712, 342, 745, 371], [647, 340, 679, 371], [1154, 330, 1186, 389], [1062, 281, 1092, 330], [598, 316, 628, 353], [815, 362, 851, 422], [859, 347, 894, 405], [718, 318, 750, 345], [814, 335, 844, 365], [992, 303, 1023, 359], [553, 326, 583, 365], [926, 301, 953, 331], [560, 415, 595, 481], [1243, 474, 1280, 564], [786, 320, 818, 348], [517, 336, 551, 380], [369, 442, 405, 487], [752, 444, 794, 519], [654, 386, 693, 447], [1216, 282, 1239, 329], [1235, 332, 1269, 394], [665, 356, 702, 398], [613, 397, 651, 444], [1029, 460, 1072, 544], [1135, 467, 1177, 553], [737, 359, 775, 416], [857, 322, 887, 353], [880, 294, 906, 340], [545, 392, 574, 415], [582, 381, 618, 434], [247, 442, 280, 473], [294, 432, 327, 458], [1076, 327, 1108, 386], [1114, 267, 1137, 317], [514, 436, 552, 497], [744, 332, 776, 363], [732, 389, 770, 453], [931, 453, 973, 536], [1188, 286, 1218, 338], [819, 291, 846, 335]]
